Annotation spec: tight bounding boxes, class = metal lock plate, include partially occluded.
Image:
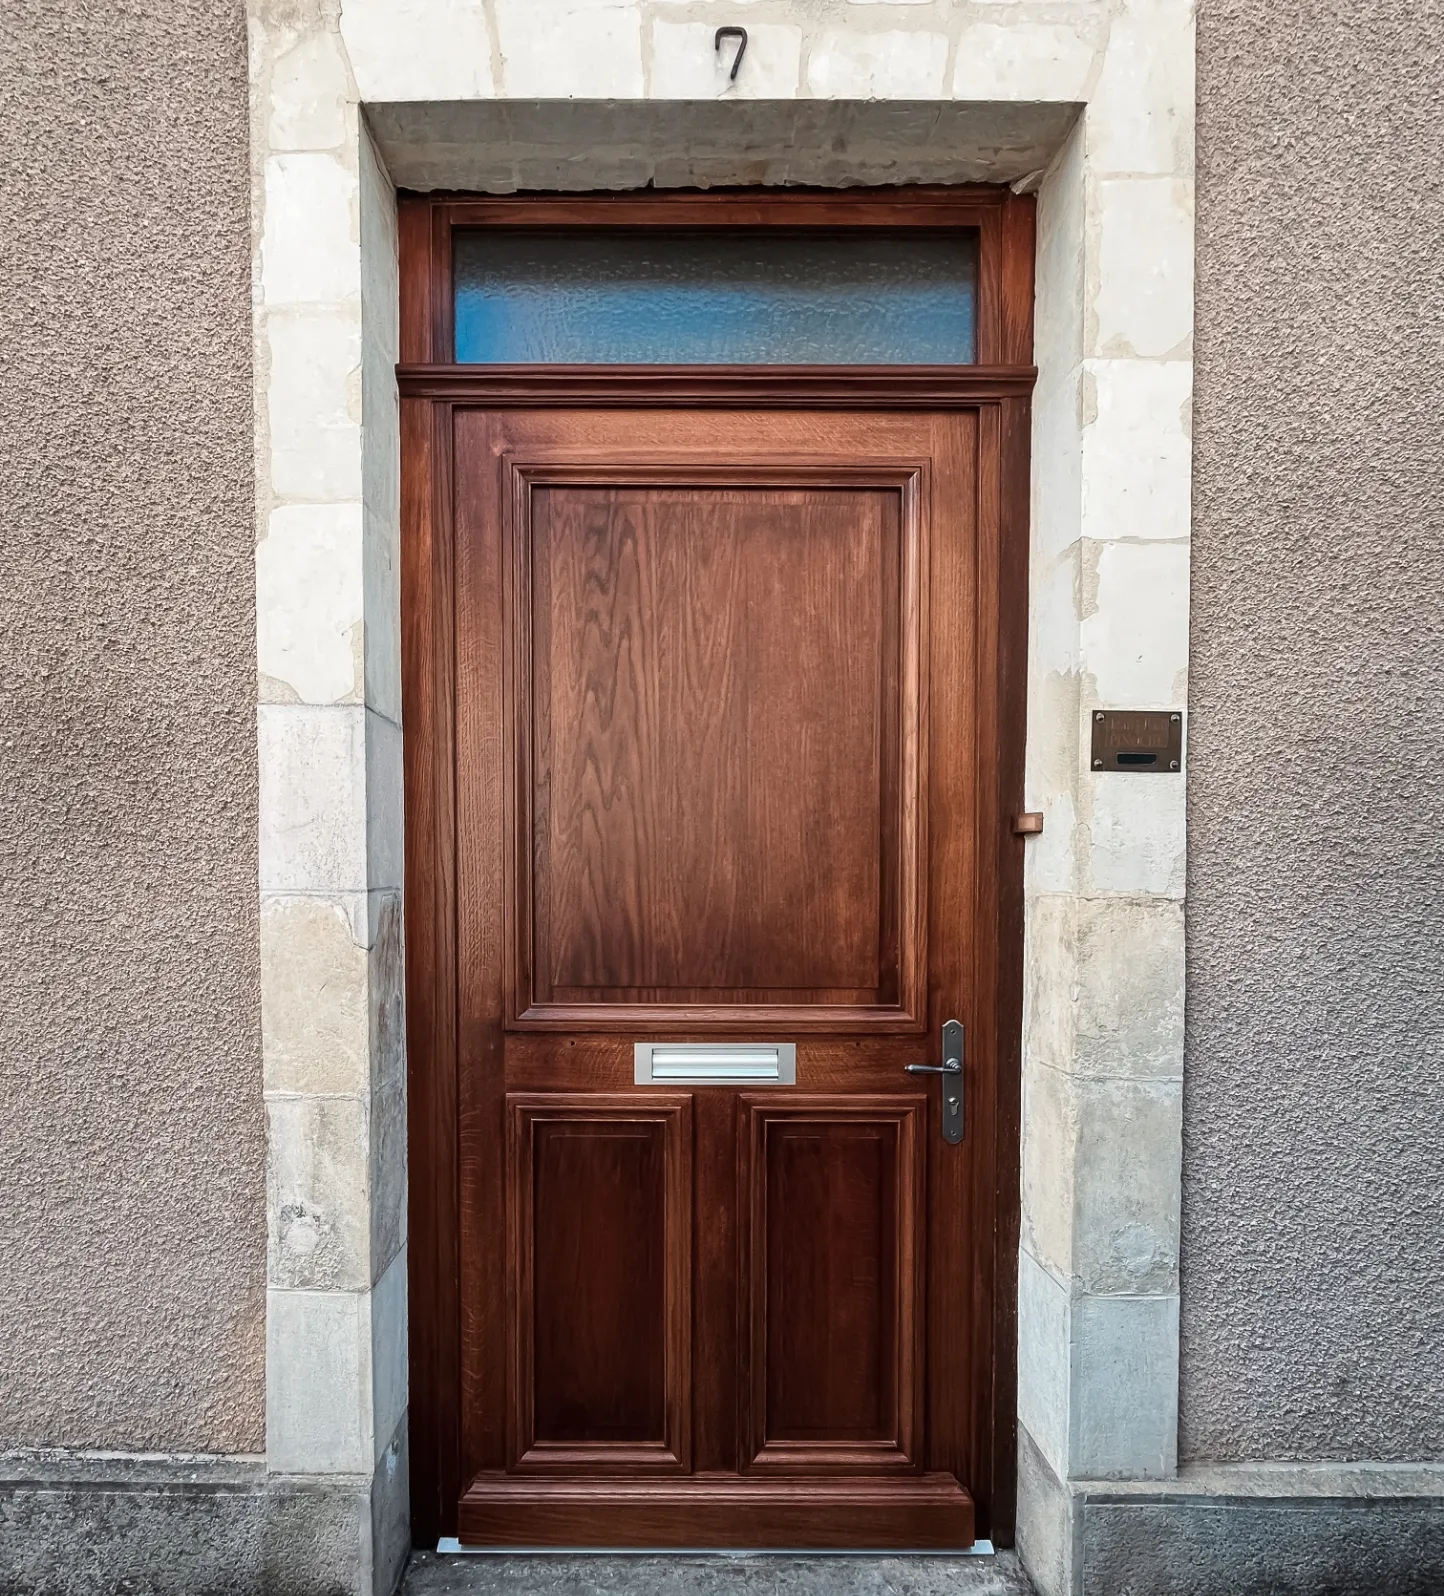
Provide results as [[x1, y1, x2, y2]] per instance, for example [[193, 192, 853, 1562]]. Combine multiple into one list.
[[1090, 709, 1183, 773]]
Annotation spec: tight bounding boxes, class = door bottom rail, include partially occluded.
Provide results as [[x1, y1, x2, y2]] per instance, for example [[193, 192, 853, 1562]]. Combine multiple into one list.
[[455, 1472, 976, 1550]]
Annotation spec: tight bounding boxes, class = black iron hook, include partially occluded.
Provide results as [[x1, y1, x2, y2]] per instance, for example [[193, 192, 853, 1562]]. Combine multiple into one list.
[[714, 26, 748, 82]]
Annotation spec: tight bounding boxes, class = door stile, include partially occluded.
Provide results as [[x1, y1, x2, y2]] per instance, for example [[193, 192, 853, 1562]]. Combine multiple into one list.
[[920, 407, 982, 1499], [452, 409, 513, 1496]]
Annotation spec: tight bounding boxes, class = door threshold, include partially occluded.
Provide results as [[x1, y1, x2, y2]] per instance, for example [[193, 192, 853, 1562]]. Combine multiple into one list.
[[437, 1538, 997, 1557]]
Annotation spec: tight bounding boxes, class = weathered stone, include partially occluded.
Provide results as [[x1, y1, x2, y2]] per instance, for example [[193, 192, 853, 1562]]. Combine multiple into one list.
[[806, 29, 950, 98], [954, 22, 1097, 102], [265, 306, 364, 501], [494, 0, 645, 99], [259, 705, 370, 895], [262, 895, 371, 1097], [268, 1095, 373, 1292], [267, 1288, 373, 1475], [650, 22, 804, 99], [1070, 1293, 1180, 1478], [1090, 177, 1195, 360], [257, 502, 365, 707], [0, 1452, 379, 1596]]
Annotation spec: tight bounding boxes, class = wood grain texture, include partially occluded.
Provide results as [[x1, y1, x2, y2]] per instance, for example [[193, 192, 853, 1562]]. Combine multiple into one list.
[[397, 366, 1036, 405], [447, 406, 989, 1544], [507, 1094, 692, 1473], [400, 386, 459, 1542], [457, 1473, 974, 1550], [503, 451, 927, 1033], [739, 1097, 924, 1474], [531, 481, 893, 1006]]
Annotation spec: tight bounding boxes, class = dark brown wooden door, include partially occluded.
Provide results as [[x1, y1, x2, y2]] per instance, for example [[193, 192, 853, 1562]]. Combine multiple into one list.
[[435, 401, 1012, 1549]]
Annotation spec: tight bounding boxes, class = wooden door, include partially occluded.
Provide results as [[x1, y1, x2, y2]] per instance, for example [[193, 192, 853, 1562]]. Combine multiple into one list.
[[403, 394, 1025, 1548]]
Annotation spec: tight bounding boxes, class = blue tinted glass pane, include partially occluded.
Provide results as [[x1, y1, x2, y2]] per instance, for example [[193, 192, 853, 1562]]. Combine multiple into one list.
[[454, 230, 978, 364]]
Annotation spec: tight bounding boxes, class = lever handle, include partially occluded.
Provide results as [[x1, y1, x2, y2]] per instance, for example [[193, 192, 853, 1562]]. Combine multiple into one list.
[[903, 1019, 964, 1144]]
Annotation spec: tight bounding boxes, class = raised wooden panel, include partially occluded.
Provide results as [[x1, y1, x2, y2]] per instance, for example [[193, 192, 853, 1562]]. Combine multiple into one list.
[[507, 1094, 692, 1472], [739, 1096, 925, 1472], [506, 460, 928, 1031]]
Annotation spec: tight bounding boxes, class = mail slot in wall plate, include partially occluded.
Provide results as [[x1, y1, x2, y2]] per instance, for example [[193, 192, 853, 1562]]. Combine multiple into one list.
[[634, 1043, 797, 1085], [1090, 709, 1184, 773]]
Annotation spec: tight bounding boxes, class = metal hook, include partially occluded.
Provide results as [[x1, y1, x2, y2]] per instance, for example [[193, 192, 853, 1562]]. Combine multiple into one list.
[[714, 26, 748, 82]]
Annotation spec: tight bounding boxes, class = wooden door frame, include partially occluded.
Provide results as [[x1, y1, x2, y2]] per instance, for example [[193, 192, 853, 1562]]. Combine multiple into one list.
[[397, 185, 1036, 1549]]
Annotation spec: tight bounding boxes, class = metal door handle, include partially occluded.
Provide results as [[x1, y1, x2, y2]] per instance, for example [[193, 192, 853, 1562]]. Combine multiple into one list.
[[903, 1018, 964, 1144]]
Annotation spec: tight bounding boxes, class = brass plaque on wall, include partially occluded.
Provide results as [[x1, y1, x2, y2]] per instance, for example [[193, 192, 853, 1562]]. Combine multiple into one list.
[[1090, 710, 1183, 772]]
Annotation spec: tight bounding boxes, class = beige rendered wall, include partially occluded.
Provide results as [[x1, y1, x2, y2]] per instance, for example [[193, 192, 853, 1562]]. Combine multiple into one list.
[[0, 1, 264, 1450], [3, 0, 1440, 1482], [1184, 1, 1444, 1460]]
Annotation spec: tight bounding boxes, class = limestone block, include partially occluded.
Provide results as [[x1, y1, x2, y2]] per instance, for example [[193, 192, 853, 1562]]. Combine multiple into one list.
[[1023, 892, 1078, 1079], [359, 133, 402, 727], [1070, 1292, 1179, 1477], [269, 30, 354, 153], [370, 1248, 409, 1467], [806, 29, 950, 99], [257, 501, 364, 706], [1080, 359, 1192, 546], [267, 1287, 373, 1474], [1017, 1247, 1071, 1482], [1086, 767, 1186, 898], [362, 491, 401, 726], [266, 307, 363, 501], [1091, 177, 1194, 360], [1088, 0, 1194, 177], [1071, 1076, 1181, 1295], [1024, 784, 1079, 899], [365, 708, 405, 893], [370, 1078, 407, 1282], [268, 1095, 373, 1291], [1080, 537, 1189, 705], [1072, 896, 1184, 1079], [650, 22, 803, 99], [953, 23, 1095, 102], [341, 0, 494, 102], [1022, 668, 1081, 896], [368, 891, 406, 1091], [261, 154, 360, 308], [1021, 1057, 1076, 1283], [1033, 119, 1086, 401], [261, 894, 371, 1096], [1017, 1424, 1074, 1596], [494, 0, 644, 99], [1031, 377, 1084, 566], [259, 704, 369, 894]]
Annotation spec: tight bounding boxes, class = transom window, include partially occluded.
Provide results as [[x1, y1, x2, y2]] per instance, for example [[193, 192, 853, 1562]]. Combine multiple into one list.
[[453, 228, 980, 365]]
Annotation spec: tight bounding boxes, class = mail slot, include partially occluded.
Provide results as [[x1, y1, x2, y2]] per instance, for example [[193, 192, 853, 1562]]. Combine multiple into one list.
[[634, 1042, 797, 1085], [1090, 709, 1184, 773]]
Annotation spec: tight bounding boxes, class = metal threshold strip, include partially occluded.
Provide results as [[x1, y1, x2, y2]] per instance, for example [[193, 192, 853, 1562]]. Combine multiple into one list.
[[436, 1538, 998, 1556]]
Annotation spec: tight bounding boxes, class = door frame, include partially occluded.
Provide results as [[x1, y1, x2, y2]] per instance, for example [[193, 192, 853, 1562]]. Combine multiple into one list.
[[397, 185, 1036, 1549]]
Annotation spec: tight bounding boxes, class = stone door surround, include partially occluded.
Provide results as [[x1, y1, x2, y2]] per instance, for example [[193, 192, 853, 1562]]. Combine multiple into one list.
[[251, 5, 1194, 1589]]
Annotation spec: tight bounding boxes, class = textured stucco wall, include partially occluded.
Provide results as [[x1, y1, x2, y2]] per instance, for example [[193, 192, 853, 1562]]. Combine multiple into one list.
[[1184, 1, 1444, 1460], [0, 1, 264, 1449]]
